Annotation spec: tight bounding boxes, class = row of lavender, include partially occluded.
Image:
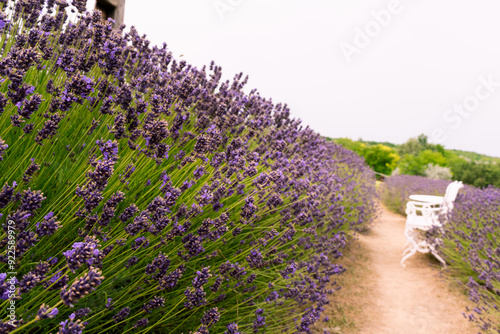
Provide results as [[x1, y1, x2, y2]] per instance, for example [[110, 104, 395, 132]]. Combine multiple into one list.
[[382, 175, 500, 333], [0, 1, 377, 333]]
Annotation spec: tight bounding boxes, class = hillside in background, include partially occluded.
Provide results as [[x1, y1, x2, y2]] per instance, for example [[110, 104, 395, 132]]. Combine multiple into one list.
[[328, 135, 500, 188], [447, 149, 500, 163]]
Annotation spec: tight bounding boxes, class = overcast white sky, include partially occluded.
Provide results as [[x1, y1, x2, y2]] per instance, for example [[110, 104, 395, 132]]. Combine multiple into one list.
[[114, 0, 500, 157]]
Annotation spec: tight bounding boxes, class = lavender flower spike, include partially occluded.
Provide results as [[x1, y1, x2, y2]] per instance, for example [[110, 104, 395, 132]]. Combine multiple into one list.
[[60, 267, 104, 307], [36, 303, 58, 321], [0, 137, 7, 161], [58, 313, 85, 334]]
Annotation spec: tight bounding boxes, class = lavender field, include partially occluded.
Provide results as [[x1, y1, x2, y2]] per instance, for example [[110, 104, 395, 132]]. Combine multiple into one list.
[[0, 1, 379, 333]]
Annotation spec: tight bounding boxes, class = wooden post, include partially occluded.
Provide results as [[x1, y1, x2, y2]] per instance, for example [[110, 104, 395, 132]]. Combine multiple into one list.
[[94, 0, 126, 28]]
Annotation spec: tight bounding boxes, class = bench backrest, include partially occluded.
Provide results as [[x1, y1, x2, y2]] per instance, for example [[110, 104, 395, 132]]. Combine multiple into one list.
[[442, 181, 463, 213]]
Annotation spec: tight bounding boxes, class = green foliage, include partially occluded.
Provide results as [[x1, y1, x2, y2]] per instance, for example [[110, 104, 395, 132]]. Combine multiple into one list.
[[450, 160, 500, 188], [330, 134, 499, 187], [361, 144, 400, 175], [334, 138, 400, 175], [398, 149, 447, 176], [360, 140, 397, 148], [397, 136, 425, 156], [333, 138, 365, 154], [449, 149, 500, 164]]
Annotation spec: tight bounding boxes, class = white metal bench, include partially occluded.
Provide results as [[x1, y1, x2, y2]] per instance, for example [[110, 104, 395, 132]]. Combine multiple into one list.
[[400, 181, 463, 267]]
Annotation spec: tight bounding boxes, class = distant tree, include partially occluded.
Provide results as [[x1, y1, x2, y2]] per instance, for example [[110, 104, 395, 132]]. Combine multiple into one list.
[[399, 149, 447, 176], [450, 161, 500, 188], [419, 150, 447, 166], [398, 138, 424, 156], [334, 138, 400, 175], [361, 144, 400, 175], [398, 154, 424, 175], [398, 134, 445, 156], [424, 163, 452, 180], [417, 134, 428, 147], [334, 138, 366, 154]]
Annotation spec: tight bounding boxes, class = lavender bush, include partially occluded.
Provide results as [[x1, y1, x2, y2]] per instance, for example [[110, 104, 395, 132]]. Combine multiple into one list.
[[382, 175, 499, 333], [0, 1, 377, 333], [437, 187, 500, 333], [380, 175, 451, 215]]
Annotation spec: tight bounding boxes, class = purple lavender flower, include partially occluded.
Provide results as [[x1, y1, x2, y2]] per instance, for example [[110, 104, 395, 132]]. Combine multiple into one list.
[[0, 138, 7, 161], [22, 158, 41, 183], [19, 272, 41, 293], [181, 233, 204, 259], [96, 139, 119, 161], [210, 277, 223, 292], [87, 119, 99, 135], [133, 318, 149, 328], [143, 296, 165, 313], [0, 321, 16, 333], [225, 322, 241, 334], [76, 184, 104, 213], [35, 113, 62, 144], [4, 210, 31, 232], [87, 158, 115, 190], [280, 262, 297, 279], [131, 236, 149, 250], [184, 287, 207, 309], [106, 297, 114, 309], [36, 212, 61, 236], [63, 237, 102, 272], [201, 307, 220, 328], [119, 203, 138, 223], [126, 256, 139, 269], [58, 313, 85, 334], [44, 271, 69, 291], [22, 123, 34, 134], [0, 182, 16, 208], [10, 114, 24, 127], [0, 18, 7, 30], [124, 211, 150, 235], [18, 93, 42, 119], [219, 261, 247, 280], [158, 265, 185, 290], [0, 274, 18, 300], [192, 267, 212, 289], [0, 3, 384, 331], [74, 307, 91, 319], [246, 249, 263, 269], [253, 308, 266, 332], [297, 306, 321, 332], [60, 267, 104, 307], [16, 230, 38, 256], [20, 188, 46, 212], [36, 303, 58, 320], [266, 291, 279, 303], [145, 252, 171, 277], [193, 166, 206, 179], [112, 307, 130, 323], [32, 261, 51, 278]]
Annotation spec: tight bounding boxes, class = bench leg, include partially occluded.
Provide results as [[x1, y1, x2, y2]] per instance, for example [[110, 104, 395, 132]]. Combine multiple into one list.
[[430, 246, 447, 267], [402, 245, 414, 257], [401, 246, 417, 268], [403, 241, 411, 251]]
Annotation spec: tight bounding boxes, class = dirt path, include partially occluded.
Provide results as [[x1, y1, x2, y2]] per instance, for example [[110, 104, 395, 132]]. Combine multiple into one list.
[[316, 205, 477, 334]]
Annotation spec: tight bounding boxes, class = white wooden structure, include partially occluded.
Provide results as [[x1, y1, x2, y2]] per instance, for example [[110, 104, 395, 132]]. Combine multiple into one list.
[[400, 181, 463, 267]]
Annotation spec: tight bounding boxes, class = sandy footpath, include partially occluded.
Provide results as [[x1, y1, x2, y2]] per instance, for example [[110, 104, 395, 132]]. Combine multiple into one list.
[[316, 205, 477, 334]]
